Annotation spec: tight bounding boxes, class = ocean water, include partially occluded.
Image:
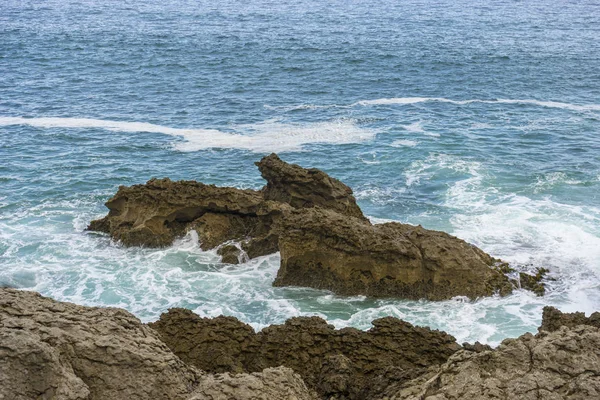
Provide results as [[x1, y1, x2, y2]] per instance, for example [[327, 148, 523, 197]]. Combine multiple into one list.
[[1, 0, 599, 345]]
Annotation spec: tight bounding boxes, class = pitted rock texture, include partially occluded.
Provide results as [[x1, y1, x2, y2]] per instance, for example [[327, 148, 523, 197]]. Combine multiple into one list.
[[0, 289, 318, 400], [88, 154, 539, 300], [0, 288, 200, 400], [256, 153, 366, 221], [539, 306, 600, 332], [149, 308, 460, 399], [88, 178, 264, 247], [388, 325, 600, 400], [274, 207, 512, 300], [190, 367, 317, 400]]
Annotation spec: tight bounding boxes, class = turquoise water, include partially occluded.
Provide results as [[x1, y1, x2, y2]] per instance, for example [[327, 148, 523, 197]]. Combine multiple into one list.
[[1, 0, 599, 345]]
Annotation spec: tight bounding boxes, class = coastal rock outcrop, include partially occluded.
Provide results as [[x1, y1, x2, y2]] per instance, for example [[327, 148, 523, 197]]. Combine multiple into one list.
[[539, 305, 600, 332], [0, 288, 199, 400], [88, 179, 264, 248], [88, 154, 544, 300], [274, 207, 512, 300], [3, 288, 600, 400], [149, 307, 460, 399], [388, 325, 600, 400], [256, 153, 366, 221], [0, 288, 316, 400]]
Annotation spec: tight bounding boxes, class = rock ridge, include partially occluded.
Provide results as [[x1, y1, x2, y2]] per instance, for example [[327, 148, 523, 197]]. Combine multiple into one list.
[[2, 288, 599, 400]]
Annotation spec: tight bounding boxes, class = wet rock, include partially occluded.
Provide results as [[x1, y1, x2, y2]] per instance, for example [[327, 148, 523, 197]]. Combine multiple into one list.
[[150, 308, 460, 399], [389, 325, 600, 400], [88, 155, 525, 301], [274, 207, 513, 300], [256, 153, 366, 221], [519, 267, 549, 296], [216, 244, 243, 264], [539, 306, 600, 332]]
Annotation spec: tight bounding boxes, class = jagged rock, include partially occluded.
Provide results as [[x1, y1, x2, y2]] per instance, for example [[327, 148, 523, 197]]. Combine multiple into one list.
[[519, 267, 549, 296], [190, 367, 317, 400], [216, 244, 243, 264], [256, 153, 366, 221], [539, 306, 600, 332], [149, 308, 460, 399], [88, 178, 263, 247], [88, 155, 526, 301], [274, 207, 513, 300], [0, 288, 200, 400], [388, 325, 600, 400], [0, 289, 318, 400]]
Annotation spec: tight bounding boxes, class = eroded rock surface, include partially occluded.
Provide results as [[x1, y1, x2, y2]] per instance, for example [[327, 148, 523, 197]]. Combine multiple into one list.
[[274, 207, 512, 300], [0, 289, 317, 400], [88, 178, 263, 247], [389, 325, 600, 400], [0, 288, 200, 400], [190, 367, 317, 400], [88, 154, 544, 300], [149, 308, 460, 399], [539, 306, 600, 332], [256, 153, 366, 220]]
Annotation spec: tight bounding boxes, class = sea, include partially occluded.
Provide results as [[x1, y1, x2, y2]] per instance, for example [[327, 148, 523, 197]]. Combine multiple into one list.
[[1, 0, 599, 346]]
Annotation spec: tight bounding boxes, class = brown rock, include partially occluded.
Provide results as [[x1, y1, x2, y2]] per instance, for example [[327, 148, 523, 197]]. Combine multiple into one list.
[[519, 267, 549, 296], [256, 153, 367, 221], [216, 244, 243, 264], [274, 207, 512, 300], [0, 289, 318, 400], [190, 367, 317, 400], [0, 288, 200, 400], [389, 325, 600, 400], [87, 155, 524, 301], [150, 308, 460, 399], [539, 306, 600, 332], [88, 178, 263, 247]]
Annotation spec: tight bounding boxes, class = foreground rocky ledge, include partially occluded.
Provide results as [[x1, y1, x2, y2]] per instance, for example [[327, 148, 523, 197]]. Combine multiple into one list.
[[2, 289, 600, 400], [87, 154, 543, 301]]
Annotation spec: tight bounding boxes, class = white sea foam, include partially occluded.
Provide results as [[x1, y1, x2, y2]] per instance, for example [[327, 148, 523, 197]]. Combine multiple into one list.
[[390, 139, 418, 147], [0, 117, 376, 153], [532, 172, 583, 193], [354, 97, 600, 112]]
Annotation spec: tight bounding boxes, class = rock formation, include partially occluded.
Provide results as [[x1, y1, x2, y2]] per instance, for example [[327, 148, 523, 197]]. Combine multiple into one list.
[[2, 288, 600, 400], [149, 307, 460, 399], [88, 153, 548, 301], [387, 325, 600, 399], [255, 154, 366, 221], [0, 288, 316, 400], [274, 207, 512, 300], [539, 305, 600, 332]]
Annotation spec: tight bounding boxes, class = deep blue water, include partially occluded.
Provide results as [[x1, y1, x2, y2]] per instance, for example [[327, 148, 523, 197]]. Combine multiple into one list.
[[1, 0, 599, 345]]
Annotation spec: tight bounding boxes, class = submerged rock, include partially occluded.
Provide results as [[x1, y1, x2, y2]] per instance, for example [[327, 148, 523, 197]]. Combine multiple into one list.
[[274, 207, 513, 300], [89, 154, 545, 300], [149, 307, 460, 399]]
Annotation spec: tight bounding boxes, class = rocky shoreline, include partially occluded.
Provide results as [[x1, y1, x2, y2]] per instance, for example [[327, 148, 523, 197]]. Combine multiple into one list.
[[3, 155, 576, 399], [2, 288, 599, 400], [88, 154, 544, 300]]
